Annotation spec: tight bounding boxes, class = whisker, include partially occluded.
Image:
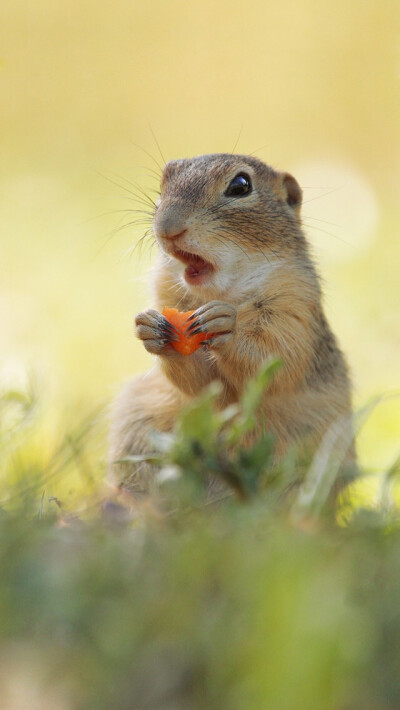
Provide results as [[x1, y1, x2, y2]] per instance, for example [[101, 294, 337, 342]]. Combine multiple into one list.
[[210, 229, 251, 262], [303, 223, 353, 247], [107, 171, 157, 208], [96, 171, 155, 210], [103, 216, 153, 241], [230, 124, 244, 154], [92, 200, 152, 253], [147, 239, 157, 259], [205, 195, 239, 216], [92, 222, 149, 259], [140, 165, 162, 182], [124, 230, 155, 260], [174, 283, 191, 309], [301, 185, 341, 190], [302, 186, 345, 205], [109, 193, 157, 211], [148, 124, 166, 165], [220, 226, 274, 265], [127, 179, 157, 208], [303, 215, 340, 228], [247, 144, 270, 157], [96, 208, 154, 220], [130, 141, 163, 173]]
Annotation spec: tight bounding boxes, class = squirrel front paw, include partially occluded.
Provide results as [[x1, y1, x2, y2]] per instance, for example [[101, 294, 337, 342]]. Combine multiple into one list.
[[135, 309, 179, 355], [185, 301, 237, 350]]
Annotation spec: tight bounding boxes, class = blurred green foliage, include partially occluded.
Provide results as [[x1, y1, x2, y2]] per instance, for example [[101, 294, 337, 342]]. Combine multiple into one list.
[[1, 367, 400, 710]]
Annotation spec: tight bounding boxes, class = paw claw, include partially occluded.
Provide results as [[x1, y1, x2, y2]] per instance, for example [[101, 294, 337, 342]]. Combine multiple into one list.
[[188, 325, 204, 336], [184, 318, 200, 335]]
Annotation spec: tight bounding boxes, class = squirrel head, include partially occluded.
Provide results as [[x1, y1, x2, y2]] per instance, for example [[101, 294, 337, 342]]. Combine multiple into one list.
[[153, 154, 306, 298]]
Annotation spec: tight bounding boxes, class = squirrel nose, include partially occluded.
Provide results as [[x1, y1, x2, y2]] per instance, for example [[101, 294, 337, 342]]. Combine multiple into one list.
[[164, 228, 187, 242], [155, 209, 187, 241]]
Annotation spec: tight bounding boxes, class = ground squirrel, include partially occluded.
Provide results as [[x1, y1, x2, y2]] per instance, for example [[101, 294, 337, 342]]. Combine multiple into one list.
[[109, 154, 355, 493]]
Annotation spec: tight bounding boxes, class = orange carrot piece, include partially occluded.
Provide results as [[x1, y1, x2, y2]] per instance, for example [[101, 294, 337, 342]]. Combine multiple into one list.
[[162, 307, 209, 356]]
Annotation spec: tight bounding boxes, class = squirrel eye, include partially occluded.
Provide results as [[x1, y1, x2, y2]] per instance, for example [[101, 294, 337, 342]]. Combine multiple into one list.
[[225, 173, 252, 197]]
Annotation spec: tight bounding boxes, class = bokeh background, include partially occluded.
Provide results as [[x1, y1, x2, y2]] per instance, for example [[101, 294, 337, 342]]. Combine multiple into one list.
[[1, 0, 399, 500]]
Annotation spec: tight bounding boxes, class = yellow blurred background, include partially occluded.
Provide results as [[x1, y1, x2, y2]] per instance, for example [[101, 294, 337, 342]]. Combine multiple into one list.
[[1, 0, 399, 491]]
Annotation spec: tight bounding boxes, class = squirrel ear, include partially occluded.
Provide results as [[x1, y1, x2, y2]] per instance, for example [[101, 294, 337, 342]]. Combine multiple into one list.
[[281, 173, 302, 211]]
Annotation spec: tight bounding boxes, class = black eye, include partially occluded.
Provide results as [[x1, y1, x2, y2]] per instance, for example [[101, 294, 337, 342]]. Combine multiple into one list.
[[225, 172, 252, 197]]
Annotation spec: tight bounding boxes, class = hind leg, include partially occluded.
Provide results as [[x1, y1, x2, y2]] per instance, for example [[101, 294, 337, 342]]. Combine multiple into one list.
[[108, 366, 188, 494]]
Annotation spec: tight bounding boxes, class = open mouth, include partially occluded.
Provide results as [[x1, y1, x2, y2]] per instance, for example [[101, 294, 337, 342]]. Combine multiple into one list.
[[172, 247, 214, 285]]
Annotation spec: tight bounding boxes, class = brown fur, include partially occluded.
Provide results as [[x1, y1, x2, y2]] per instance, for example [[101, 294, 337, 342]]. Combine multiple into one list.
[[109, 154, 355, 492]]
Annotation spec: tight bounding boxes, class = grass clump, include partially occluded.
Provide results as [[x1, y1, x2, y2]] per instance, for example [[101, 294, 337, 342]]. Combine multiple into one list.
[[0, 364, 400, 710]]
